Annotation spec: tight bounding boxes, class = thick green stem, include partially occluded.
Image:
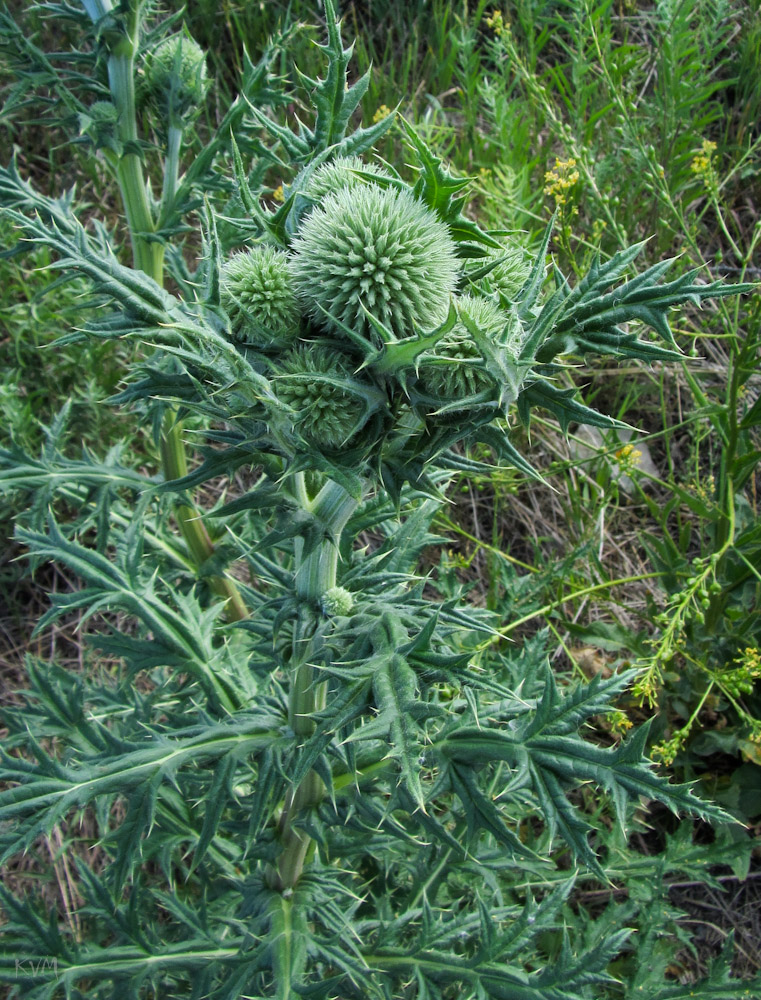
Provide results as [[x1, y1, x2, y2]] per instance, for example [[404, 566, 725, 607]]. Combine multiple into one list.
[[159, 123, 183, 226], [160, 421, 249, 622], [271, 479, 359, 891], [101, 17, 247, 621], [107, 37, 165, 283]]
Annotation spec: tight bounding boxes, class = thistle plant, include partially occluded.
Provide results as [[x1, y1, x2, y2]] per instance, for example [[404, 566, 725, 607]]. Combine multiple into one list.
[[1, 2, 759, 998]]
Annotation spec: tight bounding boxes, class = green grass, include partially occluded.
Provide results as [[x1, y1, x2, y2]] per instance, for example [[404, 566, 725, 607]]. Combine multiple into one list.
[[0, 221, 132, 458]]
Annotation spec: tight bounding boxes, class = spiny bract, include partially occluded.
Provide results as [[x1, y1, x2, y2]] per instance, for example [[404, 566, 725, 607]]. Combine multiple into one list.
[[416, 295, 515, 399], [297, 156, 391, 203], [274, 347, 371, 449], [221, 246, 300, 348], [289, 185, 460, 342], [144, 32, 207, 116]]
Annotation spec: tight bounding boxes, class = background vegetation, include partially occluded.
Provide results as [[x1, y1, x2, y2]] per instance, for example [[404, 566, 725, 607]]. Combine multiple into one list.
[[1, 0, 760, 990]]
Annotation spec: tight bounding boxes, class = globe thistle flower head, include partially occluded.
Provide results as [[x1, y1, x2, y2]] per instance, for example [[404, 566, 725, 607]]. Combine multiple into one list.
[[416, 295, 510, 400], [320, 586, 354, 617], [470, 242, 532, 302], [289, 185, 460, 344], [221, 247, 300, 349], [144, 33, 207, 119], [274, 347, 373, 449], [297, 156, 391, 203]]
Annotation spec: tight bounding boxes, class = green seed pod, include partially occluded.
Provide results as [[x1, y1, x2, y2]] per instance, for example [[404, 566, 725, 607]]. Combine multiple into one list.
[[144, 32, 207, 120], [221, 247, 300, 348], [416, 295, 520, 400], [320, 586, 354, 617], [289, 185, 460, 343], [297, 156, 391, 203], [274, 346, 377, 449]]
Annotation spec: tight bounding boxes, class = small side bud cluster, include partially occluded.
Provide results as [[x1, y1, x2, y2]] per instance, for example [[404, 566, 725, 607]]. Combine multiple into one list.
[[144, 32, 207, 122], [217, 152, 543, 468], [320, 586, 354, 617], [221, 247, 299, 348], [273, 347, 372, 449]]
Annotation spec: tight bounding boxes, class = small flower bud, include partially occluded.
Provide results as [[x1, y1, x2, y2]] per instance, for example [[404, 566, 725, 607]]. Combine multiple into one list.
[[469, 243, 532, 301], [417, 295, 509, 400], [221, 246, 300, 348], [320, 586, 354, 617], [274, 346, 376, 449], [295, 155, 391, 203], [144, 32, 207, 121]]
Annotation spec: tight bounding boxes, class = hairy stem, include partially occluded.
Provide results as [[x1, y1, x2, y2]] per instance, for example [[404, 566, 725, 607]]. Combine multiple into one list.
[[271, 479, 358, 891]]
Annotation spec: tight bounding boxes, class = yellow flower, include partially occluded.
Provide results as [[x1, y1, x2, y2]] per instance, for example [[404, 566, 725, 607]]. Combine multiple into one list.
[[485, 9, 508, 36], [372, 104, 392, 124], [690, 139, 717, 187], [543, 157, 579, 208], [607, 710, 633, 738], [615, 443, 643, 474], [272, 184, 285, 203]]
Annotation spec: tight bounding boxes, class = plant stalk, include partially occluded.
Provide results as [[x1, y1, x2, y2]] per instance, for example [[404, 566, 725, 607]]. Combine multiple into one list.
[[159, 423, 249, 621], [96, 7, 248, 620], [271, 478, 358, 891]]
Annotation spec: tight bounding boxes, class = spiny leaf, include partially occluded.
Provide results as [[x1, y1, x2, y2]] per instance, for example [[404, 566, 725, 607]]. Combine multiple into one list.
[[449, 762, 536, 860], [399, 116, 500, 249], [370, 652, 427, 811], [190, 753, 238, 874], [439, 668, 732, 872], [0, 716, 279, 862]]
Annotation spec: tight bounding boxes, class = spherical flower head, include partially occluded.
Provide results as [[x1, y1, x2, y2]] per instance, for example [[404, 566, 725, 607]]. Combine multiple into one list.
[[221, 247, 300, 348], [470, 243, 531, 301], [144, 33, 207, 119], [274, 347, 370, 449], [320, 586, 354, 617], [289, 185, 460, 342], [417, 295, 513, 400], [297, 156, 391, 203]]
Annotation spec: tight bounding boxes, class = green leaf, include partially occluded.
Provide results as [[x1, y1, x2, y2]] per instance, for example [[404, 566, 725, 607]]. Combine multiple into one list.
[[104, 770, 162, 892], [371, 652, 427, 811], [190, 753, 238, 874], [439, 670, 732, 873], [399, 117, 500, 248], [523, 380, 631, 434], [449, 762, 536, 860], [0, 715, 278, 862]]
